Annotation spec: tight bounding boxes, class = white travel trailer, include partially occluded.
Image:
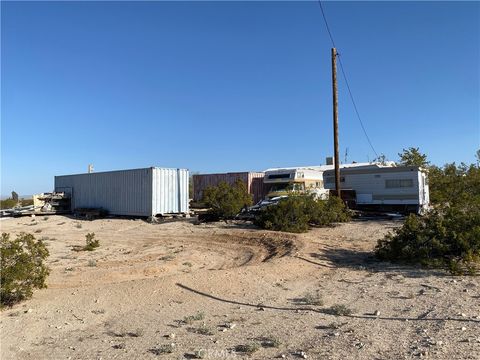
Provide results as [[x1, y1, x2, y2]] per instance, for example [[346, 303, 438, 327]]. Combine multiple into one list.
[[263, 166, 328, 199], [323, 164, 430, 213], [263, 162, 378, 200]]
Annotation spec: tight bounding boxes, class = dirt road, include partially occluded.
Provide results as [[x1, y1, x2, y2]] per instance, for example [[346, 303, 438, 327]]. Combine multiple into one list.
[[1, 216, 479, 359]]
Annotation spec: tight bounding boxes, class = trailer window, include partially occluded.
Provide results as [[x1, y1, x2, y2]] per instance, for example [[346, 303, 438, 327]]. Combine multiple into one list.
[[385, 179, 413, 188], [268, 174, 291, 180]]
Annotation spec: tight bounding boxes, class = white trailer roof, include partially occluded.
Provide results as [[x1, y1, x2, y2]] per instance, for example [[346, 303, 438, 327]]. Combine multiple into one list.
[[263, 161, 395, 173]]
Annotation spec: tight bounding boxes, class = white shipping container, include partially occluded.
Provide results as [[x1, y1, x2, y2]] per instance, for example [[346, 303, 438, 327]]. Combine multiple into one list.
[[55, 167, 189, 217]]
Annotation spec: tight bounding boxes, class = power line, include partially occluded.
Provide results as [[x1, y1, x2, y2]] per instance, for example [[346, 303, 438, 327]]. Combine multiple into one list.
[[337, 57, 379, 158], [317, 1, 379, 158], [318, 1, 336, 48]]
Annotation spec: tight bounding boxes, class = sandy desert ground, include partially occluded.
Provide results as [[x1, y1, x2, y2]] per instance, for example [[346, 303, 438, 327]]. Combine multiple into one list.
[[1, 215, 479, 360]]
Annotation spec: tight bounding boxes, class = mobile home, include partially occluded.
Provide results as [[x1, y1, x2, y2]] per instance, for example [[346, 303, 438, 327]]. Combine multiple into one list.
[[323, 164, 429, 213], [55, 167, 189, 217]]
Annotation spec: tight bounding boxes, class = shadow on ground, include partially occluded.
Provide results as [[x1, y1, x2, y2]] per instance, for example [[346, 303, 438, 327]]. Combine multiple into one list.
[[298, 246, 447, 278]]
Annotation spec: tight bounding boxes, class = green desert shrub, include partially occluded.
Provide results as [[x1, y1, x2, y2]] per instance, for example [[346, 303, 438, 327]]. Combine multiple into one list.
[[235, 342, 261, 354], [1, 233, 50, 307], [309, 196, 351, 226], [84, 233, 100, 251], [326, 304, 354, 316], [428, 162, 480, 206], [254, 195, 350, 233], [376, 199, 480, 275], [149, 344, 175, 355], [255, 195, 311, 233], [183, 311, 205, 324], [379, 151, 480, 274], [0, 198, 17, 209], [202, 179, 253, 219]]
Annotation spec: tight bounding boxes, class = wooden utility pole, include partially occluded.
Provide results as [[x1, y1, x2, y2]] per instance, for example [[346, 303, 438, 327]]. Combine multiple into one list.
[[331, 48, 341, 198]]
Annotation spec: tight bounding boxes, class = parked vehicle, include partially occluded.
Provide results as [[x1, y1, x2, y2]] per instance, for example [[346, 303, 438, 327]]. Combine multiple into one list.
[[237, 196, 287, 219]]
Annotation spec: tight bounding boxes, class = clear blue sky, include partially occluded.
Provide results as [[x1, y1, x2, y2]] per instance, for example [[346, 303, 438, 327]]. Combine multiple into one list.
[[2, 1, 479, 196]]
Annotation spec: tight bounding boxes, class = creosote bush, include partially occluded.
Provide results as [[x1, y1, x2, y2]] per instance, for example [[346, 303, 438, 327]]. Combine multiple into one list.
[[1, 232, 50, 307], [378, 151, 480, 275], [191, 325, 215, 336], [260, 336, 281, 348], [235, 342, 261, 354], [84, 233, 100, 251], [149, 344, 175, 355], [300, 292, 324, 306], [326, 304, 354, 316], [376, 199, 480, 275], [183, 311, 205, 325], [201, 179, 253, 220], [254, 195, 350, 233]]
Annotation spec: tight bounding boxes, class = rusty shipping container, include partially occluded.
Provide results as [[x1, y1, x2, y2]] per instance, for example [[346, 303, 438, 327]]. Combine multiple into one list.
[[193, 172, 267, 204]]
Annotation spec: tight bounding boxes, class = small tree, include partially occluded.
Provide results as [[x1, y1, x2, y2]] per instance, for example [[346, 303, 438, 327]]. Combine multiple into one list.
[[1, 233, 50, 307], [373, 154, 388, 165], [428, 162, 480, 205], [398, 147, 429, 167], [11, 191, 19, 202], [202, 179, 253, 219]]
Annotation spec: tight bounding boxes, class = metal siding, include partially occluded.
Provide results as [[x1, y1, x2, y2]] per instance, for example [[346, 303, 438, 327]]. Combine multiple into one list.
[[193, 172, 266, 203], [54, 167, 189, 217], [54, 168, 153, 216], [247, 172, 268, 203], [181, 169, 189, 212], [324, 168, 422, 205], [152, 168, 189, 215]]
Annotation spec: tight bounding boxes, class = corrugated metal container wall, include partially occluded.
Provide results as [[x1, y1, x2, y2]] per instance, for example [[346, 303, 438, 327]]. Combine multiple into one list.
[[55, 167, 189, 217], [193, 173, 246, 202], [193, 172, 266, 203], [55, 168, 153, 216], [248, 172, 268, 204], [152, 168, 189, 214]]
